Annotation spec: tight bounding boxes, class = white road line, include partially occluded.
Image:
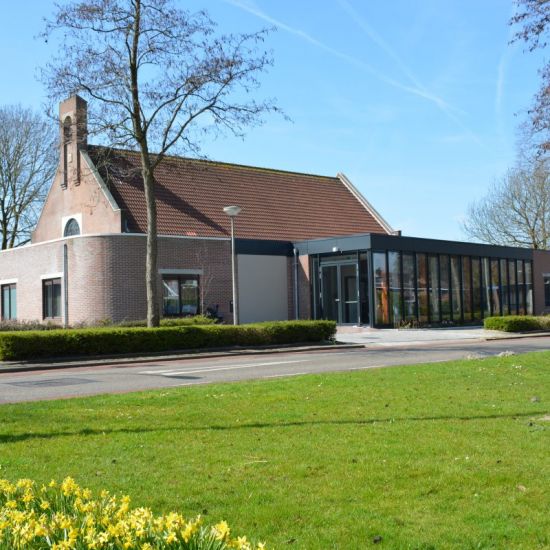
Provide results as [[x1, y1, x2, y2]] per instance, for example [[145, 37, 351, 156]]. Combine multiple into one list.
[[139, 359, 310, 376]]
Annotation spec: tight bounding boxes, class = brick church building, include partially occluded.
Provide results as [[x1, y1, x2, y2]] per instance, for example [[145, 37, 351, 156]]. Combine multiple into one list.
[[1, 96, 549, 327]]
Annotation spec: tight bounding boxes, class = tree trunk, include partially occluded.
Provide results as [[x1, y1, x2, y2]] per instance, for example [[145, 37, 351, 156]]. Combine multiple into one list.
[[142, 164, 159, 327]]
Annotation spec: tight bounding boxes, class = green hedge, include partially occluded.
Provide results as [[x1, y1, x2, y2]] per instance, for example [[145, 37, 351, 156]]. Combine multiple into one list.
[[116, 315, 216, 327], [0, 320, 336, 361], [484, 315, 550, 332]]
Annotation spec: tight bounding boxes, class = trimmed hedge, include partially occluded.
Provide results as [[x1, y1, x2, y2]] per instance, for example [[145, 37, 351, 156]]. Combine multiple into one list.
[[117, 315, 217, 327], [484, 315, 550, 332], [0, 320, 336, 361]]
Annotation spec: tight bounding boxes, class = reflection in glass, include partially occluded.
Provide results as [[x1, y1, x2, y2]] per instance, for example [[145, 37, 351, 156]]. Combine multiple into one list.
[[402, 253, 416, 321], [450, 256, 461, 321], [440, 255, 451, 321], [373, 252, 389, 325], [491, 259, 501, 316], [472, 257, 481, 320], [525, 261, 533, 315], [462, 256, 472, 321], [509, 259, 518, 314], [359, 253, 369, 324], [517, 260, 525, 315], [500, 259, 509, 315], [482, 257, 491, 318], [388, 251, 402, 325], [428, 255, 439, 323], [417, 253, 428, 323], [321, 266, 339, 322]]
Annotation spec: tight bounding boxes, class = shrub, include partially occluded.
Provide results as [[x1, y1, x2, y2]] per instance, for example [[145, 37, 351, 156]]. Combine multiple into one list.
[[0, 320, 336, 361], [0, 320, 61, 332], [0, 477, 265, 549], [484, 315, 550, 332], [117, 315, 216, 328]]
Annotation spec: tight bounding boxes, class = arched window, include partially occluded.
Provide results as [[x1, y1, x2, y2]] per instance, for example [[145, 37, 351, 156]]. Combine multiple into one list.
[[62, 116, 72, 188], [63, 218, 80, 237]]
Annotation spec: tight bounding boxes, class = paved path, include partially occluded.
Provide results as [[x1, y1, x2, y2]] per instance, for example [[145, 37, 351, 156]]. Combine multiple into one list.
[[0, 336, 549, 404], [336, 326, 502, 345]]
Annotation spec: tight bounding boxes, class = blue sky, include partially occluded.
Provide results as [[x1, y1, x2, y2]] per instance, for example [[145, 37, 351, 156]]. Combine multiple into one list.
[[0, 0, 544, 241]]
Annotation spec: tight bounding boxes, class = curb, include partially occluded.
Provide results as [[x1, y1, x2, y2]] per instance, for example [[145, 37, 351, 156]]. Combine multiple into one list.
[[0, 343, 364, 374]]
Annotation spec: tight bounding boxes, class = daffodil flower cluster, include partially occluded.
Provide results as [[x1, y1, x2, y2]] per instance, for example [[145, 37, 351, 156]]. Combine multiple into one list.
[[0, 478, 266, 550]]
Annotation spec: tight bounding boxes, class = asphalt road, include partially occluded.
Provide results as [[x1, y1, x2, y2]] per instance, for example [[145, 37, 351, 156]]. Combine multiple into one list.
[[0, 336, 549, 404]]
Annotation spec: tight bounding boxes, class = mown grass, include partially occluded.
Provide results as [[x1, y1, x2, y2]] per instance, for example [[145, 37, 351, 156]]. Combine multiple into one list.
[[0, 352, 549, 549]]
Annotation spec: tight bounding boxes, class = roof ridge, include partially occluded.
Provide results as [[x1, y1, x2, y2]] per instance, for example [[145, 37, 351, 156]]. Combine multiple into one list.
[[88, 144, 339, 181]]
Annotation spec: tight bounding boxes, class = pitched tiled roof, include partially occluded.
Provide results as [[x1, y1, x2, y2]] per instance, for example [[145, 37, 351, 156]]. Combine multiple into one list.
[[88, 146, 391, 241]]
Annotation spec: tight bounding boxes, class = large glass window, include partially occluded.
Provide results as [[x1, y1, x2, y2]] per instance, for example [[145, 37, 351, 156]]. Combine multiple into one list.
[[545, 275, 550, 307], [373, 252, 389, 325], [359, 253, 369, 324], [525, 261, 533, 315], [517, 261, 525, 315], [388, 251, 402, 325], [500, 259, 509, 316], [491, 259, 501, 316], [472, 257, 482, 320], [440, 255, 451, 321], [428, 255, 439, 323], [417, 253, 429, 323], [162, 275, 200, 316], [450, 256, 461, 321], [43, 278, 62, 319], [402, 253, 416, 321], [509, 259, 518, 314], [1, 284, 16, 320], [482, 257, 491, 318], [462, 256, 472, 321]]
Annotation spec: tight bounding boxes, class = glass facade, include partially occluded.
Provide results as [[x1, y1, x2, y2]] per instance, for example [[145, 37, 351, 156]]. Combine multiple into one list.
[[310, 246, 535, 327], [373, 252, 389, 325]]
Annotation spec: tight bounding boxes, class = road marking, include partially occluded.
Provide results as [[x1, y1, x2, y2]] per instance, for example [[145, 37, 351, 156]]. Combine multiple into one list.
[[139, 359, 310, 377]]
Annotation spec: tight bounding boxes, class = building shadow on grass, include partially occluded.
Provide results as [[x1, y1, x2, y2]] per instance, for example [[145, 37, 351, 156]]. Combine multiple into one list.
[[0, 410, 542, 444]]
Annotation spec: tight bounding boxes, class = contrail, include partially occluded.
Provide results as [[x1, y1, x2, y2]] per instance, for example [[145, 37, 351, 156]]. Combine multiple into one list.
[[226, 0, 485, 147]]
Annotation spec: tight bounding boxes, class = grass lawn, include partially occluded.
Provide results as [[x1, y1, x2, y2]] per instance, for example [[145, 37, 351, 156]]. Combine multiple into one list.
[[0, 352, 549, 549]]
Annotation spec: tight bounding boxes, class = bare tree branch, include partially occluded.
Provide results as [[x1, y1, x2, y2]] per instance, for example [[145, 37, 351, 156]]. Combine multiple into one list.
[[41, 0, 281, 326], [463, 158, 550, 249], [0, 106, 57, 249]]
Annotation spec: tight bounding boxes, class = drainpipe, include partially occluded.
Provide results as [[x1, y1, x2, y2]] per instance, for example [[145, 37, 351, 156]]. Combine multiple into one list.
[[293, 247, 299, 319], [63, 243, 69, 327]]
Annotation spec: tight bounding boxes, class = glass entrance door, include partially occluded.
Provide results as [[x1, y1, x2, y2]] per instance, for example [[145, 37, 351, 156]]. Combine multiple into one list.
[[321, 263, 358, 324]]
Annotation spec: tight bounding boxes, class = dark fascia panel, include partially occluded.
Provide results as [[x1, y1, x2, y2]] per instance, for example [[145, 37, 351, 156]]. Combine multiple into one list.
[[294, 232, 535, 260], [235, 238, 294, 256]]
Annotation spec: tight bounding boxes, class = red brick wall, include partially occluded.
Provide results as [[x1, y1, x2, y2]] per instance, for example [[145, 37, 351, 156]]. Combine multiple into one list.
[[0, 235, 233, 325], [287, 254, 312, 320]]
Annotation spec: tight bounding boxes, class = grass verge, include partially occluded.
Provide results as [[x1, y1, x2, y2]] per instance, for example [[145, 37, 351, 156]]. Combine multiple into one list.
[[0, 353, 548, 548]]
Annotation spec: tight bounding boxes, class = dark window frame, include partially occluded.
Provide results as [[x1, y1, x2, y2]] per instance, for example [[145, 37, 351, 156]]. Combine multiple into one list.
[[42, 278, 62, 320], [162, 274, 201, 317], [64, 218, 81, 237], [1, 283, 16, 321], [544, 274, 550, 308]]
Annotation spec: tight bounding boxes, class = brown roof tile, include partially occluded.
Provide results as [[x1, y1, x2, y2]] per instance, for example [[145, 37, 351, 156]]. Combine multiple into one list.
[[89, 146, 390, 241]]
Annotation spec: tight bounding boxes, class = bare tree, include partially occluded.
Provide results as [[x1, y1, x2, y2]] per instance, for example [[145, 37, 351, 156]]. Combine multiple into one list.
[[0, 105, 57, 249], [41, 0, 279, 327], [511, 0, 550, 153], [463, 160, 550, 249]]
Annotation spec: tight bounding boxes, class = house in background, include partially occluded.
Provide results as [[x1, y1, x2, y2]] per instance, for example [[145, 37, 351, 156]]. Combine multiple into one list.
[[1, 95, 549, 327]]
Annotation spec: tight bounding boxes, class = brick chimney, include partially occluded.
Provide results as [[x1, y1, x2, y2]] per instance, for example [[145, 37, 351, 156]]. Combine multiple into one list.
[[59, 95, 87, 188]]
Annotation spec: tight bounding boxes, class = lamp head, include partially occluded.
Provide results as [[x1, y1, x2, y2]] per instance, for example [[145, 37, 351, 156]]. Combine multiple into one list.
[[223, 205, 242, 217]]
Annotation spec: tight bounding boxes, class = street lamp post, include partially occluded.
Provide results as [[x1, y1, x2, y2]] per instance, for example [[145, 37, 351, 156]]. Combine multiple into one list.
[[223, 205, 242, 325]]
